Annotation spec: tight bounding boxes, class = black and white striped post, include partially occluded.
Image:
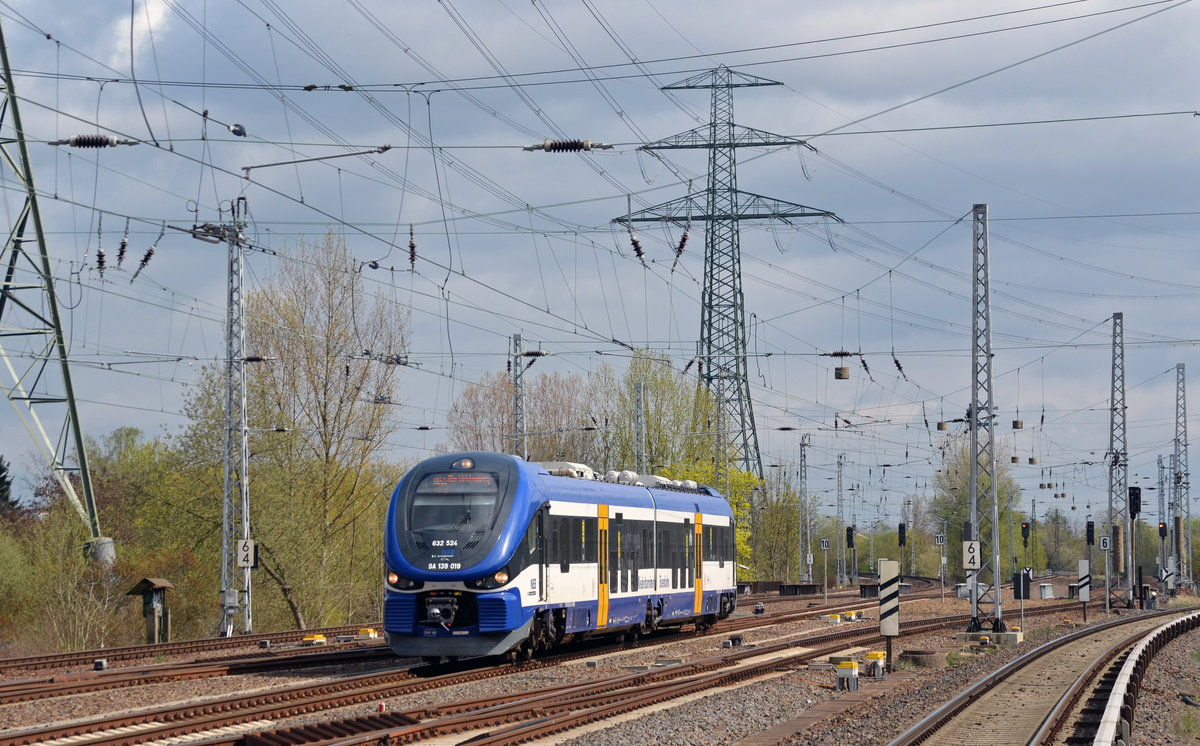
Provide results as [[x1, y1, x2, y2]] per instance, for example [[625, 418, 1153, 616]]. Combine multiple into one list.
[[879, 559, 900, 670], [1078, 559, 1091, 623]]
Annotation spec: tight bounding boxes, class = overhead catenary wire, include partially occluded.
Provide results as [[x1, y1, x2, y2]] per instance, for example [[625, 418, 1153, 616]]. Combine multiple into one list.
[[3, 1, 1193, 498]]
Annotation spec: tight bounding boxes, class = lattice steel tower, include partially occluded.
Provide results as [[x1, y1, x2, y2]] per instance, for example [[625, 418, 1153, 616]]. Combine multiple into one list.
[[966, 204, 1004, 632], [511, 333, 527, 460], [798, 435, 812, 583], [1107, 312, 1133, 607], [614, 66, 837, 480], [1174, 362, 1191, 588], [0, 18, 113, 564], [836, 453, 846, 586], [217, 198, 252, 636]]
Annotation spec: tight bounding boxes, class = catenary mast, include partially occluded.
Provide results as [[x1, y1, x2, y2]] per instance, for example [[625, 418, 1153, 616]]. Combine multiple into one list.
[[966, 205, 1004, 632], [1107, 312, 1132, 607]]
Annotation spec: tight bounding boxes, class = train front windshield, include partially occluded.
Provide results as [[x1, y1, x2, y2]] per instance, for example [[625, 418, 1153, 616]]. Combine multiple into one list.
[[411, 472, 498, 533], [393, 453, 520, 573]]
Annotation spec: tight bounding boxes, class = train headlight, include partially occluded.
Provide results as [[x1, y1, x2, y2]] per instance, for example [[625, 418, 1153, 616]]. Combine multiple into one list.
[[385, 569, 422, 590], [466, 566, 511, 590]]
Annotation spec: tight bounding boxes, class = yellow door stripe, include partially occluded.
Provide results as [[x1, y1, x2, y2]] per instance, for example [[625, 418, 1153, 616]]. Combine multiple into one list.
[[694, 513, 703, 615], [598, 505, 608, 628]]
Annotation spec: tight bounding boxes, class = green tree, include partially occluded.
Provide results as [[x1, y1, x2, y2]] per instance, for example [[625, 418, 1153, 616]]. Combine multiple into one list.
[[86, 427, 218, 641], [750, 470, 801, 582], [0, 476, 132, 653], [0, 454, 27, 526], [928, 434, 1030, 580], [175, 231, 408, 630], [587, 350, 717, 472]]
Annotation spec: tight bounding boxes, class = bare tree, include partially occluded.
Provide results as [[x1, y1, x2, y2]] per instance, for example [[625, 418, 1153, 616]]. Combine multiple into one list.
[[446, 369, 597, 462]]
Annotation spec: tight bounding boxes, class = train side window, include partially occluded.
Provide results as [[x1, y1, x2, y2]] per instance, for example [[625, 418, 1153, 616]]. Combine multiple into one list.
[[684, 520, 693, 587], [582, 517, 597, 563], [553, 516, 569, 573], [670, 524, 680, 589], [609, 525, 618, 589]]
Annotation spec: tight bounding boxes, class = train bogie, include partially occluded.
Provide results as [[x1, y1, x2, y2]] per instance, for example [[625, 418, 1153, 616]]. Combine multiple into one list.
[[383, 452, 737, 661]]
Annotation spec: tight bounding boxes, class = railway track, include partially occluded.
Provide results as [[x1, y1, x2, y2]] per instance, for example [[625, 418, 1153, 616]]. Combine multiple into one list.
[[888, 608, 1198, 745], [0, 643, 393, 705], [0, 602, 1086, 746], [0, 623, 380, 675], [0, 592, 896, 706]]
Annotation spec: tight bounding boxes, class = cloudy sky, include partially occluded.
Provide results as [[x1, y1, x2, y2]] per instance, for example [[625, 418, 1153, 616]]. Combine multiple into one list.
[[1, 0, 1197, 531]]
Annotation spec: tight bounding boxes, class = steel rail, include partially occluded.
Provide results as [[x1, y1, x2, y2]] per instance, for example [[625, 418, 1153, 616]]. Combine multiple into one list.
[[887, 610, 1179, 746], [1093, 609, 1200, 745], [0, 623, 378, 674]]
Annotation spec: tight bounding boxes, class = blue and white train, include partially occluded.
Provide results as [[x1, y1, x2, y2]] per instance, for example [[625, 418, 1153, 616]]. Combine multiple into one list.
[[383, 452, 738, 662]]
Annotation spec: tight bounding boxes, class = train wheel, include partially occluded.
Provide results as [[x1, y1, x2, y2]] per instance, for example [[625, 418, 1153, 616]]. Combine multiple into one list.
[[505, 648, 519, 664], [626, 627, 640, 645], [520, 639, 535, 662]]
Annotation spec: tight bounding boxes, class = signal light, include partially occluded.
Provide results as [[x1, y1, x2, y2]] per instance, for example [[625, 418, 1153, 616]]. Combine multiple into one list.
[[846, 526, 855, 549], [1128, 486, 1141, 518], [898, 522, 907, 547], [1021, 522, 1030, 539], [1086, 520, 1095, 545], [1159, 521, 1168, 538]]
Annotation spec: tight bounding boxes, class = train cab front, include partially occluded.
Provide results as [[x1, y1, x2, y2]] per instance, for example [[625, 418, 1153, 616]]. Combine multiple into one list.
[[383, 453, 533, 658]]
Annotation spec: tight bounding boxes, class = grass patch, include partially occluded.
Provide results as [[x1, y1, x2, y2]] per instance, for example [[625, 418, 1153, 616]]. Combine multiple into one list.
[[946, 651, 961, 666], [1176, 709, 1200, 740]]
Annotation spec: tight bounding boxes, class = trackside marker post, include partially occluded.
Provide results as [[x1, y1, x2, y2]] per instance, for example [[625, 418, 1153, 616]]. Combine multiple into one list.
[[879, 559, 900, 670], [1078, 559, 1091, 623]]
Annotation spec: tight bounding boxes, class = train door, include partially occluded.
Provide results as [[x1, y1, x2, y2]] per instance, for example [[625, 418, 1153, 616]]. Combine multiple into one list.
[[693, 513, 703, 615], [598, 505, 609, 628]]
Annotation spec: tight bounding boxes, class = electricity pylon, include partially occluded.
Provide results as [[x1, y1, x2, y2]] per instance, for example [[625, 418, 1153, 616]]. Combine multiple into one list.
[[613, 66, 837, 481], [0, 18, 113, 564]]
